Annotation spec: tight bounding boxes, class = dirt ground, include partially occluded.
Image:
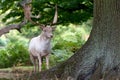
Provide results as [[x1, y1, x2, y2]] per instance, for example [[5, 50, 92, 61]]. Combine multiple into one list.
[[0, 66, 33, 80]]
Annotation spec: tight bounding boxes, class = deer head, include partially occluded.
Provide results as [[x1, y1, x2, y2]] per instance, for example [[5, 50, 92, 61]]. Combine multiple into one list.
[[40, 25, 53, 38]]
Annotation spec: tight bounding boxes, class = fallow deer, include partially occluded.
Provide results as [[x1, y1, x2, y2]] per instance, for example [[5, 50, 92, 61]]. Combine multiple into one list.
[[28, 5, 58, 72]]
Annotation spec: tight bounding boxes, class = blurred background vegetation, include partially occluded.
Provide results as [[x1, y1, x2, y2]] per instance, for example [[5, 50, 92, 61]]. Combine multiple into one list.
[[0, 0, 93, 69]]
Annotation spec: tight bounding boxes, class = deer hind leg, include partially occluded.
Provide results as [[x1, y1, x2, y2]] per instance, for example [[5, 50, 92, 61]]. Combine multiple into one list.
[[46, 55, 49, 69], [38, 54, 42, 72], [30, 54, 37, 72]]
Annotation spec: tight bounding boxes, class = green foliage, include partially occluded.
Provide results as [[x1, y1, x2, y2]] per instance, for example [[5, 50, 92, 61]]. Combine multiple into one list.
[[52, 24, 87, 50], [0, 0, 93, 69], [49, 22, 91, 67], [0, 19, 92, 69], [0, 39, 6, 46], [20, 25, 41, 38], [0, 42, 29, 68], [0, 0, 93, 25]]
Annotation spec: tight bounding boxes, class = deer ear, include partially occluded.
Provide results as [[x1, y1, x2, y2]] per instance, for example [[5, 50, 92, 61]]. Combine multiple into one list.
[[52, 26, 56, 31]]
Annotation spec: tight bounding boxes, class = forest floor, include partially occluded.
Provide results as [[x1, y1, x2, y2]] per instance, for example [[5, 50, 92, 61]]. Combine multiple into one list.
[[0, 66, 33, 80]]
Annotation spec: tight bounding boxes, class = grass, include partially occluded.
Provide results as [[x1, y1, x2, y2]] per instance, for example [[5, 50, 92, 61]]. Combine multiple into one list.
[[0, 66, 34, 72], [0, 66, 34, 79]]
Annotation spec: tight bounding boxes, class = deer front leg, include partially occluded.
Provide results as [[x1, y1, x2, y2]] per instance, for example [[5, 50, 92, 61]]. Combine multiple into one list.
[[30, 54, 37, 72], [46, 55, 49, 69], [38, 55, 42, 72]]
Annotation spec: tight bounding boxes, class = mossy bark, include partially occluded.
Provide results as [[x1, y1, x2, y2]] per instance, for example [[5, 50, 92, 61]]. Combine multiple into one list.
[[21, 0, 120, 80]]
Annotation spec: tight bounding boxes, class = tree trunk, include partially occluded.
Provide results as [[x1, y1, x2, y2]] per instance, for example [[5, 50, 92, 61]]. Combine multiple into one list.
[[22, 0, 120, 80]]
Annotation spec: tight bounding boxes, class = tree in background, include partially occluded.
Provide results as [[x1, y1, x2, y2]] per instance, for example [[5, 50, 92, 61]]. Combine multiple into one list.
[[0, 0, 93, 36]]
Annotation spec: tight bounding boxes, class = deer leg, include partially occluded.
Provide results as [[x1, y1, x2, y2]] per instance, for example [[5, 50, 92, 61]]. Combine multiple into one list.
[[37, 59, 40, 72], [34, 59, 38, 72], [38, 55, 42, 72], [30, 54, 36, 72], [46, 55, 49, 69]]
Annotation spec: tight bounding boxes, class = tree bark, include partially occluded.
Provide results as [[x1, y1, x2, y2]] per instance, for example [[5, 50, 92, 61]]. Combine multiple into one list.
[[0, 0, 31, 36], [0, 21, 26, 36], [21, 0, 120, 80]]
